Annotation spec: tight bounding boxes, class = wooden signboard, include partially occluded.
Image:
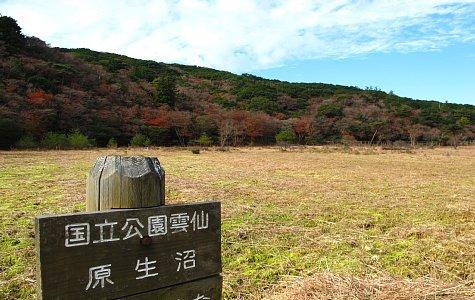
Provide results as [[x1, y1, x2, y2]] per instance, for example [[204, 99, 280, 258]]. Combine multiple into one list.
[[123, 275, 222, 299], [35, 201, 221, 299]]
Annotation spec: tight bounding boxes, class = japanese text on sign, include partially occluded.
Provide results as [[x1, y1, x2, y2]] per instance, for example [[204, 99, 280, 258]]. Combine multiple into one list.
[[65, 210, 209, 247]]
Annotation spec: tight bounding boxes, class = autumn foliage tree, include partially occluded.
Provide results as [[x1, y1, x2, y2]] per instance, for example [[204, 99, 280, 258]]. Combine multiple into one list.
[[293, 116, 315, 144], [0, 16, 473, 149], [26, 90, 53, 106]]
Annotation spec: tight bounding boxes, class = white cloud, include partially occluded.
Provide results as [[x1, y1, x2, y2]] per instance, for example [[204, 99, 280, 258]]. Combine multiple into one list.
[[1, 0, 474, 72]]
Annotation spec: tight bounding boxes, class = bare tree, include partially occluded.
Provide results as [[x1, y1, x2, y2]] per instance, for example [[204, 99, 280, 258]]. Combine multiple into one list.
[[218, 115, 233, 148], [408, 124, 425, 148]]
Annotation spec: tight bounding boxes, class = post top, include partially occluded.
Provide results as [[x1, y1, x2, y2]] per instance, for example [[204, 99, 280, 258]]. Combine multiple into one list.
[[86, 155, 166, 211], [95, 156, 164, 179]]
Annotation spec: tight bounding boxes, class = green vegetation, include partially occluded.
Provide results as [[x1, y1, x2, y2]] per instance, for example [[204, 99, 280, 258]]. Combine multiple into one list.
[[62, 48, 171, 78], [0, 16, 25, 53], [67, 131, 92, 149], [195, 133, 214, 146], [27, 75, 57, 93], [15, 135, 37, 149], [41, 133, 68, 149], [39, 132, 92, 149], [0, 117, 22, 149], [243, 96, 280, 114], [106, 137, 118, 148], [317, 103, 344, 118], [275, 128, 297, 144], [130, 133, 152, 147], [152, 72, 178, 107]]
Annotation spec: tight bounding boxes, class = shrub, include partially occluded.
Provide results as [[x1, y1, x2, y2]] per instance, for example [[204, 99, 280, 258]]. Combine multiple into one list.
[[140, 125, 170, 146], [317, 103, 343, 118], [41, 132, 68, 149], [275, 128, 297, 144], [107, 138, 118, 148], [130, 133, 151, 147], [191, 148, 200, 154], [212, 95, 236, 109], [0, 116, 22, 149], [459, 116, 470, 126], [394, 104, 412, 117], [244, 96, 280, 114], [27, 75, 57, 93], [86, 123, 120, 147], [196, 133, 213, 146], [15, 135, 37, 149], [68, 131, 91, 149]]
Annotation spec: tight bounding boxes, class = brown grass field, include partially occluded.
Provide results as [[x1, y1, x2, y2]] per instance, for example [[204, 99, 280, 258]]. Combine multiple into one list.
[[0, 146, 474, 299]]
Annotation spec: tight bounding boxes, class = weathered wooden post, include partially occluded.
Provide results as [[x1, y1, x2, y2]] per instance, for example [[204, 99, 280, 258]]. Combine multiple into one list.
[[35, 155, 222, 299], [86, 156, 165, 211]]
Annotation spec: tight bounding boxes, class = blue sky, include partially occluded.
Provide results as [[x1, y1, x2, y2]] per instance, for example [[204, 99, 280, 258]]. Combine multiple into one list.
[[255, 43, 475, 104], [1, 0, 474, 104]]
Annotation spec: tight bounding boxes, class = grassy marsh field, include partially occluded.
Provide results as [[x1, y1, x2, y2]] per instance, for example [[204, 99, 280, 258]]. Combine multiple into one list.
[[0, 146, 474, 299]]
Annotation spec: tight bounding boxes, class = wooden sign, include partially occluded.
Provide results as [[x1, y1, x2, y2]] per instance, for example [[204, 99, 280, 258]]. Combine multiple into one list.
[[35, 201, 221, 299], [123, 275, 222, 299]]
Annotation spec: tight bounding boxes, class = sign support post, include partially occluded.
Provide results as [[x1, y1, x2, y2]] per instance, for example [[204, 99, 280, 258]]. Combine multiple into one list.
[[35, 156, 222, 299], [86, 156, 165, 211]]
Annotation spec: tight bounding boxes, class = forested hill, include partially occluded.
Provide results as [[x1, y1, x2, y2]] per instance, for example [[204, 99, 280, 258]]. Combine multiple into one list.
[[1, 16, 474, 149]]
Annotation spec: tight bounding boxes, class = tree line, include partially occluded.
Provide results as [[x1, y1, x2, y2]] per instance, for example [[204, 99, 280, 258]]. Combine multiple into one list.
[[0, 16, 474, 149]]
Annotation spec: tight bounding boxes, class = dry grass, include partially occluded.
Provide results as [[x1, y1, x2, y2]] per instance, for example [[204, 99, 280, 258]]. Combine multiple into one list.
[[269, 272, 475, 299], [0, 145, 474, 299]]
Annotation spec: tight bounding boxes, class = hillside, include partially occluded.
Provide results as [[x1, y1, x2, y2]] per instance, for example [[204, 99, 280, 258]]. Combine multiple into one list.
[[1, 16, 474, 149]]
